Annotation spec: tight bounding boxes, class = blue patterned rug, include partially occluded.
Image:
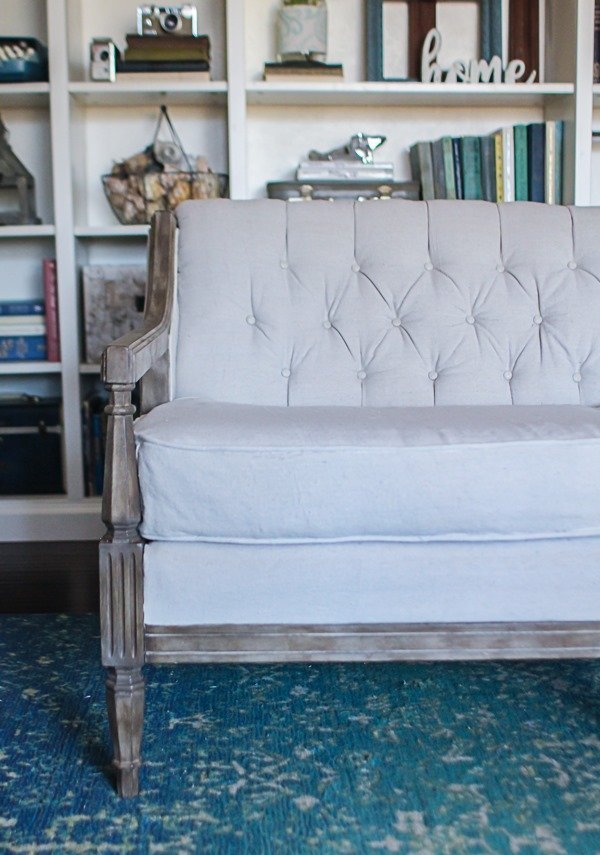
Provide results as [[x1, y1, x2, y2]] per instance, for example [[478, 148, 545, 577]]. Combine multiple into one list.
[[0, 615, 600, 853]]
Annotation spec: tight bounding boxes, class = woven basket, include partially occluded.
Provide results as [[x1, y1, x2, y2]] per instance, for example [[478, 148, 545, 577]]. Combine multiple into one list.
[[102, 171, 228, 225]]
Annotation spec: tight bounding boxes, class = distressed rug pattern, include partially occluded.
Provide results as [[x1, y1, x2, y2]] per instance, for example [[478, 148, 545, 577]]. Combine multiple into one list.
[[0, 615, 600, 853]]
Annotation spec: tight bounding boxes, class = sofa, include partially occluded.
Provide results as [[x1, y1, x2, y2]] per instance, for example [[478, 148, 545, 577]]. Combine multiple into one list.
[[100, 199, 600, 797]]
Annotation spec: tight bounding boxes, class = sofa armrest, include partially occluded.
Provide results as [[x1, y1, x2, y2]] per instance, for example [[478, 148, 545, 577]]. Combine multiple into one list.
[[102, 210, 177, 390], [101, 210, 176, 539]]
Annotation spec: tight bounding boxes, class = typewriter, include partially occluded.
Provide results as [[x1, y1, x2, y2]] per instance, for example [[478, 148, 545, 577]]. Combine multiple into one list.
[[0, 37, 48, 82]]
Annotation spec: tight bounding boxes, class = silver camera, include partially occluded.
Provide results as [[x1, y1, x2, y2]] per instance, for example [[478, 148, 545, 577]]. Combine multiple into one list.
[[137, 5, 198, 37], [90, 39, 116, 81]]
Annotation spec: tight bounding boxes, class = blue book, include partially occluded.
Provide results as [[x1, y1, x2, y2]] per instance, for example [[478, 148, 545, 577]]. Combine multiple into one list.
[[527, 123, 545, 203], [452, 138, 464, 199], [0, 334, 47, 361], [0, 299, 44, 316]]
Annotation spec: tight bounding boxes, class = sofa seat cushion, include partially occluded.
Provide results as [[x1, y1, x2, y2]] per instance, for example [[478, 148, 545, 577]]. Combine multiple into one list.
[[135, 401, 600, 543]]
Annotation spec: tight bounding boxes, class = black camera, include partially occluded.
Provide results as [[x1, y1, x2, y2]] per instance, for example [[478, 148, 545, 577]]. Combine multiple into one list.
[[137, 5, 198, 37]]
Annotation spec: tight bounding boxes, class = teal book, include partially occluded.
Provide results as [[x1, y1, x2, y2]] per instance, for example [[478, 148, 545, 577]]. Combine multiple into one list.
[[431, 139, 447, 198], [441, 137, 457, 199], [460, 136, 483, 200], [480, 135, 496, 201], [514, 124, 529, 201], [554, 119, 564, 204], [480, 0, 503, 62]]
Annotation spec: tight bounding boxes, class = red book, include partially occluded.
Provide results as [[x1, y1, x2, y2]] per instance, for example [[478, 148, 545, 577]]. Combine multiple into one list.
[[42, 258, 60, 362]]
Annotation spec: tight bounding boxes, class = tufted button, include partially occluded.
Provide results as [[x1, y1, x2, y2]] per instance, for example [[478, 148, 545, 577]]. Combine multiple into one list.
[[503, 370, 513, 381], [533, 314, 543, 325], [281, 368, 291, 378], [568, 261, 577, 270], [246, 315, 256, 325], [466, 315, 475, 325], [323, 320, 332, 329], [424, 261, 434, 271], [428, 370, 438, 381], [391, 318, 402, 327], [357, 370, 366, 380], [351, 262, 360, 272], [280, 260, 289, 269], [573, 371, 582, 383], [496, 263, 505, 273]]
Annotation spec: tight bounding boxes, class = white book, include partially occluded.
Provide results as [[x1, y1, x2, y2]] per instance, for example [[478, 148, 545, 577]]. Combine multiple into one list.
[[545, 120, 557, 205], [501, 126, 514, 203], [0, 314, 47, 326]]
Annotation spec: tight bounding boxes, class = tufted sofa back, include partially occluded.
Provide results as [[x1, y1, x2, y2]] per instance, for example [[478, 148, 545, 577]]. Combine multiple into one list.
[[174, 199, 600, 407]]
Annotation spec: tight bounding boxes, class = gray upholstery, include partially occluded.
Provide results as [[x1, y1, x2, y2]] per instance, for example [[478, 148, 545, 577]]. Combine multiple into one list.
[[136, 401, 600, 543], [174, 200, 600, 407]]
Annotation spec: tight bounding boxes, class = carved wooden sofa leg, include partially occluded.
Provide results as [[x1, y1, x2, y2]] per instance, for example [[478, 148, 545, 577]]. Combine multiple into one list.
[[105, 666, 145, 798], [99, 381, 145, 797]]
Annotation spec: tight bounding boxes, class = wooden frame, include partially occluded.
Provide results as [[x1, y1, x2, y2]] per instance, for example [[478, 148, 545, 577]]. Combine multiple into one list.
[[100, 211, 600, 797], [366, 0, 484, 81]]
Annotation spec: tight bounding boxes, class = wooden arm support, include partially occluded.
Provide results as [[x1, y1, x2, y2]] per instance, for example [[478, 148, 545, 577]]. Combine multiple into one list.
[[101, 210, 176, 389], [99, 211, 176, 796]]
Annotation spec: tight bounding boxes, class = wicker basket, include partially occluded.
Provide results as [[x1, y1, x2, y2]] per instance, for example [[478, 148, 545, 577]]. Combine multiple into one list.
[[102, 171, 228, 225]]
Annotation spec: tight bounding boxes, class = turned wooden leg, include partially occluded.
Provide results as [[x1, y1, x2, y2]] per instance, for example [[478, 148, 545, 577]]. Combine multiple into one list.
[[106, 667, 145, 797]]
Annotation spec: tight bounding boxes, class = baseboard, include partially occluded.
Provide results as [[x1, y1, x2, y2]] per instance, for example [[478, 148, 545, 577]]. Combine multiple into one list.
[[0, 541, 99, 613]]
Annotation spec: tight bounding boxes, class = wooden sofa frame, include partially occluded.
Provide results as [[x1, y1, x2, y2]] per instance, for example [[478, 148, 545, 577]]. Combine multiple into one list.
[[100, 211, 600, 797]]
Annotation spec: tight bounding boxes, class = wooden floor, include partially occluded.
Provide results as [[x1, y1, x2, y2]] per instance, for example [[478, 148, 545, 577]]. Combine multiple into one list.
[[0, 541, 99, 613]]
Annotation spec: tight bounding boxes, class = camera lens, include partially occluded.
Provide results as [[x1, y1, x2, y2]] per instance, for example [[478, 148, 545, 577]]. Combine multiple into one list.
[[161, 13, 180, 32], [100, 49, 109, 61]]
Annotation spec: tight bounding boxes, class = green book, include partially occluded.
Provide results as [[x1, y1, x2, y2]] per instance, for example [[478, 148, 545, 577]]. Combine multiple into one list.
[[513, 124, 529, 201], [410, 142, 435, 200], [480, 135, 496, 202], [441, 137, 457, 200], [460, 136, 483, 200], [554, 120, 564, 204]]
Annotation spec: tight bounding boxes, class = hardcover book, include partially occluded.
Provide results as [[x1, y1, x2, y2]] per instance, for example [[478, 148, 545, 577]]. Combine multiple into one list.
[[409, 141, 435, 200], [43, 258, 60, 362], [460, 136, 483, 201], [82, 265, 146, 364]]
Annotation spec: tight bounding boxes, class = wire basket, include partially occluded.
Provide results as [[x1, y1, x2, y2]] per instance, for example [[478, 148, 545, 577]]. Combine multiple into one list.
[[102, 171, 229, 225]]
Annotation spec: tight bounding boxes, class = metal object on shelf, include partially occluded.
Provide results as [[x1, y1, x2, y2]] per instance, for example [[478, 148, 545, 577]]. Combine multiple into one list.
[[0, 115, 41, 226], [308, 133, 387, 164], [90, 38, 117, 82], [137, 5, 198, 37], [267, 180, 419, 202]]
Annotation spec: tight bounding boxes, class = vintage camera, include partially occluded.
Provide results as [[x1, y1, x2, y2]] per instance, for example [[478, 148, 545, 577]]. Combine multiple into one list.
[[90, 38, 116, 81], [137, 5, 198, 37]]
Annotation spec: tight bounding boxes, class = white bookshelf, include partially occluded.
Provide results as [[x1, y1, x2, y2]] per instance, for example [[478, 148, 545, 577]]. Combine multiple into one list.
[[0, 0, 597, 540]]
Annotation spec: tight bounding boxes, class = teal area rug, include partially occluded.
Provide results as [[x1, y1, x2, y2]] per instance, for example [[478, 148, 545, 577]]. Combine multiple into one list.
[[0, 616, 600, 853]]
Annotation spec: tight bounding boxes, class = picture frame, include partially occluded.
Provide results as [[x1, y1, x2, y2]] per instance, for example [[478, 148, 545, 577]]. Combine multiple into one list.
[[366, 0, 484, 82]]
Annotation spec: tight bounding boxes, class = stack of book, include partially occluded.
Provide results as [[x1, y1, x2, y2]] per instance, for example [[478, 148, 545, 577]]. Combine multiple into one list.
[[0, 258, 59, 362], [410, 121, 565, 205], [263, 59, 343, 82], [118, 33, 211, 79]]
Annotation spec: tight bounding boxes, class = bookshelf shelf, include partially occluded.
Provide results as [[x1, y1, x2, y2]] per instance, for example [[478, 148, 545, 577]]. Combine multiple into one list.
[[246, 82, 575, 108], [74, 225, 150, 238], [68, 80, 228, 107], [0, 362, 62, 375], [0, 226, 56, 239], [0, 82, 50, 108]]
